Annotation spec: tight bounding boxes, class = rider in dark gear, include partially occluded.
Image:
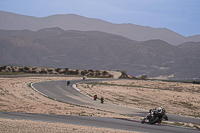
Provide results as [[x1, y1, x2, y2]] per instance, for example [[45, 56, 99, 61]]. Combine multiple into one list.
[[101, 97, 104, 103], [157, 106, 168, 123], [94, 95, 97, 100], [143, 106, 168, 124], [161, 106, 168, 121], [67, 81, 70, 86]]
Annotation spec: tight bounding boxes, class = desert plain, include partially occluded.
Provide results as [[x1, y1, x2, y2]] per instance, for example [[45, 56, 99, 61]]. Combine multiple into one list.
[[0, 75, 200, 132]]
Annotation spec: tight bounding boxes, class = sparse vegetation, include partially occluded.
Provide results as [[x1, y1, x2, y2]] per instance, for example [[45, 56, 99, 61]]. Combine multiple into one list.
[[140, 74, 147, 79], [0, 65, 116, 78], [0, 72, 27, 75], [28, 83, 32, 88]]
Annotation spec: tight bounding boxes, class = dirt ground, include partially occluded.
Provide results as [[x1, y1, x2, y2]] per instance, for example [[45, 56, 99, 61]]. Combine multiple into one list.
[[0, 118, 137, 133], [0, 76, 200, 132], [0, 77, 136, 118], [0, 76, 138, 132], [77, 80, 200, 118]]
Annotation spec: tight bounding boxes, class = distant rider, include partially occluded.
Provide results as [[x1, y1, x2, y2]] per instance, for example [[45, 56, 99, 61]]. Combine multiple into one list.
[[67, 81, 70, 86], [101, 97, 104, 104], [94, 95, 97, 100]]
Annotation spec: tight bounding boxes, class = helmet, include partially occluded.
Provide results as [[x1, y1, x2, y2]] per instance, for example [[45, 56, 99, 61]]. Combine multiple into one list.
[[161, 106, 164, 109], [157, 107, 162, 113]]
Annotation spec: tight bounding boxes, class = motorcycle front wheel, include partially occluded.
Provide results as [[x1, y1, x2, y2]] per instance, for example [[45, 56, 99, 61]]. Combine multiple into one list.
[[141, 118, 146, 124]]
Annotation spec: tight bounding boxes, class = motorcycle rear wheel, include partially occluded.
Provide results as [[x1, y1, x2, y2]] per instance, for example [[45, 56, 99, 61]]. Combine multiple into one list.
[[150, 117, 159, 124]]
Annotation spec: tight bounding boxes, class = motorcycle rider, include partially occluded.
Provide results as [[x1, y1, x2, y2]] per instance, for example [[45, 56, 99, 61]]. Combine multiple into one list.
[[94, 95, 97, 100], [157, 106, 168, 123], [161, 106, 166, 113], [67, 81, 70, 86], [155, 106, 165, 113], [101, 97, 104, 104], [142, 106, 168, 124], [161, 106, 168, 121]]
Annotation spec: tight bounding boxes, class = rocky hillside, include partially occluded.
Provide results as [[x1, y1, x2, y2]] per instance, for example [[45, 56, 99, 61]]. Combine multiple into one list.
[[0, 28, 200, 79]]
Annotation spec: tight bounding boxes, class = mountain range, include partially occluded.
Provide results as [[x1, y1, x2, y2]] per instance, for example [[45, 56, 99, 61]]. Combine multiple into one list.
[[1, 10, 200, 45], [0, 27, 200, 79]]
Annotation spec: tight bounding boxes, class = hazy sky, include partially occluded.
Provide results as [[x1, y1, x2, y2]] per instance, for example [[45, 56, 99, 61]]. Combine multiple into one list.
[[0, 0, 200, 36]]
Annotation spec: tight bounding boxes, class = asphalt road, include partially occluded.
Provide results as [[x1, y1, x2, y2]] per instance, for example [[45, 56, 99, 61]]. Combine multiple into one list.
[[32, 79, 200, 124], [1, 78, 200, 133], [0, 112, 199, 133]]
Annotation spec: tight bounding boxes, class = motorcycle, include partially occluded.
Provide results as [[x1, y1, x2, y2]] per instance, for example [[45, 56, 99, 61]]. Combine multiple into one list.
[[94, 95, 97, 100], [141, 109, 168, 124], [101, 97, 104, 104], [67, 81, 70, 86]]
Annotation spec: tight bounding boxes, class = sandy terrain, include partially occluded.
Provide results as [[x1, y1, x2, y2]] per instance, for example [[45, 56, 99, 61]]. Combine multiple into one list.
[[77, 80, 200, 118], [0, 118, 137, 133], [0, 76, 200, 132], [0, 77, 134, 118], [0, 76, 138, 132]]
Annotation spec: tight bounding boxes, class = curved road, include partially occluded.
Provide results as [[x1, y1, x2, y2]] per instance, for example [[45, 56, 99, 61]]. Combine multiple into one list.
[[1, 78, 200, 133], [32, 79, 200, 123]]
